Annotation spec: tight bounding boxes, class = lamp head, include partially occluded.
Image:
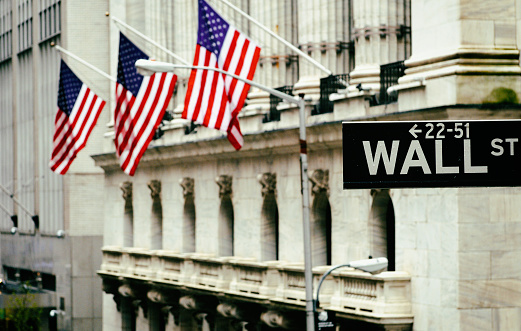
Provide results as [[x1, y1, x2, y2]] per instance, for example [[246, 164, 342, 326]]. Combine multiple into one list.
[[135, 59, 174, 76], [349, 257, 388, 274]]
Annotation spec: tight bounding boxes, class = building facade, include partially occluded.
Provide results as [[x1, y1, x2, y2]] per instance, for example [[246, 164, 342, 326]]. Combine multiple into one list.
[[0, 0, 109, 329], [95, 1, 521, 330], [2, 0, 521, 330]]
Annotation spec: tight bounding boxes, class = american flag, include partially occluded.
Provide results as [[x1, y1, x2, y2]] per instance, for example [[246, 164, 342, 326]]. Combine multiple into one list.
[[183, 0, 261, 150], [114, 33, 176, 176], [50, 60, 106, 175]]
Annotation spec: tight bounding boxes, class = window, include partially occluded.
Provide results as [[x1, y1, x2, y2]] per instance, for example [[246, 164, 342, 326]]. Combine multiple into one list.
[[0, 0, 12, 61], [148, 180, 163, 250], [216, 175, 233, 256], [121, 182, 134, 247], [259, 173, 279, 261], [180, 178, 196, 253], [310, 169, 332, 266], [369, 189, 395, 271], [39, 0, 60, 41], [17, 0, 32, 53]]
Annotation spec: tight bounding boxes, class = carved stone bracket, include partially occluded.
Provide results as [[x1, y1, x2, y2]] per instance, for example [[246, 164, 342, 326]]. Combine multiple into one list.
[[260, 310, 299, 330], [257, 173, 276, 197], [309, 169, 329, 196], [179, 177, 194, 198], [120, 181, 133, 202], [148, 180, 161, 200], [216, 175, 233, 198]]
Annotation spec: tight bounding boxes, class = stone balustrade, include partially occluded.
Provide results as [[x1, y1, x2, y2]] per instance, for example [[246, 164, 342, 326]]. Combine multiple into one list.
[[98, 247, 413, 322]]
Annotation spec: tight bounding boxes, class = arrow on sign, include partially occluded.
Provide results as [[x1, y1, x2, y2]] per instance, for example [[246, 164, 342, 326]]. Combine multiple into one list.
[[409, 124, 421, 138]]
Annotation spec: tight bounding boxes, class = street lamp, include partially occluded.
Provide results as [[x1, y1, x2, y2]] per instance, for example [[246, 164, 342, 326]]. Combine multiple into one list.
[[135, 59, 316, 331], [313, 257, 388, 321]]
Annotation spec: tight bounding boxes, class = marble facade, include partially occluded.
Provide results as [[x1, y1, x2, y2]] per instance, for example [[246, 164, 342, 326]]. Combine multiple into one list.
[[94, 0, 521, 330]]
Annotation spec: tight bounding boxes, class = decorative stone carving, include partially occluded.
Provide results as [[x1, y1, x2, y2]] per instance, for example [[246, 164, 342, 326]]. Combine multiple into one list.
[[147, 290, 164, 303], [179, 295, 197, 310], [118, 284, 134, 298], [179, 177, 194, 197], [309, 169, 329, 196], [120, 181, 132, 201], [257, 173, 276, 197], [217, 302, 242, 320], [260, 310, 293, 329], [148, 180, 161, 199], [216, 175, 233, 198]]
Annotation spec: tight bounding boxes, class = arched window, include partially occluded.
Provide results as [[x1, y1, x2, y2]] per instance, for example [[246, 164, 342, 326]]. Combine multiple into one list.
[[369, 189, 395, 271], [180, 178, 196, 253], [310, 169, 332, 266], [216, 175, 234, 256], [148, 180, 163, 250], [121, 182, 134, 247], [259, 173, 279, 261]]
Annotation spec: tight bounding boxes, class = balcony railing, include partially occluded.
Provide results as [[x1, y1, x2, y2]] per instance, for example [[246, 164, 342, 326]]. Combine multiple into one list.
[[264, 85, 294, 123], [99, 247, 412, 324], [379, 61, 405, 105], [313, 74, 349, 115]]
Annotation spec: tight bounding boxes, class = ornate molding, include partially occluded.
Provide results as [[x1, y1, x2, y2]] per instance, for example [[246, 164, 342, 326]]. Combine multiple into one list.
[[148, 180, 161, 200], [215, 175, 233, 198], [120, 181, 132, 201], [257, 173, 276, 197], [309, 169, 329, 196], [179, 177, 194, 198]]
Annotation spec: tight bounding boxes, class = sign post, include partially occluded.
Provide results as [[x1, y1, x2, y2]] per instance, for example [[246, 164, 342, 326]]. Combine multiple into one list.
[[343, 120, 521, 189]]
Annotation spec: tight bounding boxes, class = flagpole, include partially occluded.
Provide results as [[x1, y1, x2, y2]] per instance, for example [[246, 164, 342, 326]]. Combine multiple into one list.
[[135, 59, 316, 331], [214, 0, 332, 77], [0, 183, 33, 217], [0, 201, 11, 216], [107, 14, 190, 66], [52, 44, 117, 83]]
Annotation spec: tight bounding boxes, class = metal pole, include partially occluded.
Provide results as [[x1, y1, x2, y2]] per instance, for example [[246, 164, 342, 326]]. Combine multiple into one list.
[[135, 59, 315, 330], [109, 15, 190, 66], [0, 202, 10, 216], [215, 0, 332, 76], [135, 60, 300, 104], [53, 45, 117, 83], [0, 183, 32, 216], [298, 98, 315, 331], [314, 263, 351, 312]]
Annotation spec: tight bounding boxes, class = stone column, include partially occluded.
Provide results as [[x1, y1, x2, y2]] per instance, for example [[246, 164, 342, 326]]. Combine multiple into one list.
[[397, 0, 521, 110], [294, 0, 351, 100], [244, 0, 299, 114], [349, 0, 410, 91]]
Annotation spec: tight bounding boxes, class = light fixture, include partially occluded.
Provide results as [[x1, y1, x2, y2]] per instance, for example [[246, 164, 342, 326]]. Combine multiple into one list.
[[314, 257, 389, 316]]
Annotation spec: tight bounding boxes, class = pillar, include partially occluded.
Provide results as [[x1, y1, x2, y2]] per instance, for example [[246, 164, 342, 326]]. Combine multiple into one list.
[[349, 0, 411, 91], [294, 0, 352, 100], [397, 0, 521, 111]]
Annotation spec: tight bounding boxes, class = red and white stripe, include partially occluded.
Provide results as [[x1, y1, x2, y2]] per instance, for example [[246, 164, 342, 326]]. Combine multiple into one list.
[[114, 72, 176, 176], [49, 85, 105, 175], [183, 26, 261, 150]]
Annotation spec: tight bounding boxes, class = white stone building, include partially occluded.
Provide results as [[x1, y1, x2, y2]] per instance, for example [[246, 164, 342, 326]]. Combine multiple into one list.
[[94, 1, 521, 330]]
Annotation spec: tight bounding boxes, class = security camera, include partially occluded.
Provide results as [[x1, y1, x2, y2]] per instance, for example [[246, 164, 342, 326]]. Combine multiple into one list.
[[10, 227, 17, 235], [56, 229, 65, 238]]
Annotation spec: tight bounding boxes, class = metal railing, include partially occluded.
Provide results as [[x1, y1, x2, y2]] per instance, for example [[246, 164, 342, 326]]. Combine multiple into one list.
[[313, 74, 349, 115], [264, 85, 294, 123], [379, 61, 405, 105]]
